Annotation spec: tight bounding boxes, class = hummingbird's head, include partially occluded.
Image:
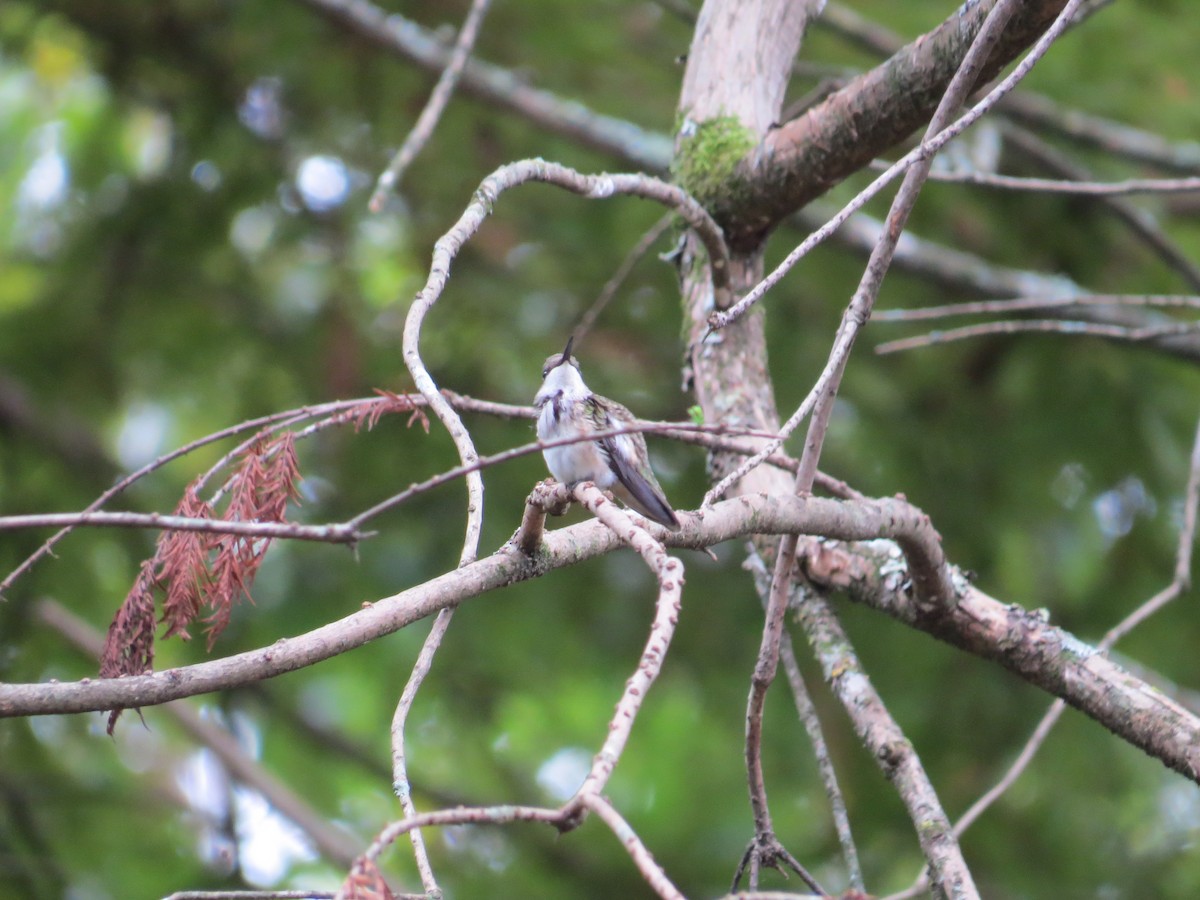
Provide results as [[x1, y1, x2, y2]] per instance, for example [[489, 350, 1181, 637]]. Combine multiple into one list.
[[536, 337, 586, 399]]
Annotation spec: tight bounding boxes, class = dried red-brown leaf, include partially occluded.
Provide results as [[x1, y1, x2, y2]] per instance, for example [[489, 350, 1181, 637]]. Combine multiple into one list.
[[204, 539, 252, 648], [159, 485, 217, 640], [201, 435, 302, 648], [100, 558, 159, 733], [339, 856, 397, 900], [354, 389, 428, 433], [256, 432, 301, 523]]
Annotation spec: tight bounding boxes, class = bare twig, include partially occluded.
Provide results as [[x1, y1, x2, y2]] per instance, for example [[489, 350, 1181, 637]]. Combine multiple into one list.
[[399, 174, 500, 892], [165, 892, 337, 900], [574, 213, 676, 343], [37, 599, 362, 869], [347, 419, 777, 528], [389, 609, 451, 895], [368, 0, 492, 210], [999, 90, 1200, 176], [0, 511, 364, 543], [875, 293, 1200, 321], [779, 635, 863, 891], [885, 408, 1200, 900], [924, 168, 1200, 196], [709, 0, 1087, 333], [565, 483, 684, 809], [298, 0, 673, 172], [704, 0, 1085, 508], [576, 793, 685, 900], [802, 201, 1082, 303], [875, 317, 1200, 355], [347, 803, 563, 889], [1003, 123, 1200, 292]]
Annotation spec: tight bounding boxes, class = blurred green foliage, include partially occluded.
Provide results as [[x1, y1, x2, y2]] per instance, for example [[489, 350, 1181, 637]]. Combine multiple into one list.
[[1, 1, 1199, 898]]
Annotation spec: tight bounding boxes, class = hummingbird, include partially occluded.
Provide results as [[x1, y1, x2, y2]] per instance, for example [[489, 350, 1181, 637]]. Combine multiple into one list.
[[534, 338, 681, 531]]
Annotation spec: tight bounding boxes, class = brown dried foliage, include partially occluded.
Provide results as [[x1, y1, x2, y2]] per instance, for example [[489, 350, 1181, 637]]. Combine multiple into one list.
[[100, 558, 159, 732], [205, 433, 301, 647], [101, 433, 303, 697], [354, 389, 430, 433], [340, 856, 398, 900], [159, 486, 216, 640], [99, 395, 430, 726]]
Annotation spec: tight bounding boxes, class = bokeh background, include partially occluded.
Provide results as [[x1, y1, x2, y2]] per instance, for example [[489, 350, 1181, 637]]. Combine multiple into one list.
[[2, 1, 1200, 897]]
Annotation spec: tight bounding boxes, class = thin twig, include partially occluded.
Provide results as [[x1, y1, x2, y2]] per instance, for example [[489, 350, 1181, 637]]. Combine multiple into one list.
[[801, 200, 1082, 304], [704, 0, 1086, 505], [38, 599, 363, 869], [565, 483, 684, 810], [708, 0, 1090, 333], [347, 419, 780, 529], [400, 178, 496, 892], [165, 892, 337, 900], [368, 0, 492, 211], [875, 317, 1200, 355], [924, 168, 1200, 196], [885, 408, 1200, 900], [779, 635, 863, 891], [999, 89, 1200, 176], [0, 511, 364, 543], [298, 0, 674, 172], [577, 793, 685, 900], [1003, 122, 1200, 292], [574, 212, 676, 343], [875, 293, 1200, 321], [389, 609, 452, 894]]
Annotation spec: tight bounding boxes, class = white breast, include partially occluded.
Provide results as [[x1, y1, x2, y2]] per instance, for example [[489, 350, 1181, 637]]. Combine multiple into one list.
[[538, 401, 615, 489]]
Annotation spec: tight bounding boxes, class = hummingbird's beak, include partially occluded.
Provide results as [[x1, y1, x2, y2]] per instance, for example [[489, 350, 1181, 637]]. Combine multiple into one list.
[[560, 335, 575, 366]]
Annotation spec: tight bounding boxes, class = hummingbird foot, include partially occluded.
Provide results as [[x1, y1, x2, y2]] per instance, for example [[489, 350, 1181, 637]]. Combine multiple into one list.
[[538, 478, 575, 517]]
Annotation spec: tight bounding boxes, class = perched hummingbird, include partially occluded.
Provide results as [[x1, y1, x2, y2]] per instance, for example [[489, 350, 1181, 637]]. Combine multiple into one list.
[[535, 338, 681, 530]]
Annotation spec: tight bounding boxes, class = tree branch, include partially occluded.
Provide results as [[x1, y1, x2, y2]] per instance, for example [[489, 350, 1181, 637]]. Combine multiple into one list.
[[0, 511, 364, 543], [712, 0, 1072, 247], [367, 0, 492, 210], [296, 0, 673, 171], [9, 493, 1197, 791]]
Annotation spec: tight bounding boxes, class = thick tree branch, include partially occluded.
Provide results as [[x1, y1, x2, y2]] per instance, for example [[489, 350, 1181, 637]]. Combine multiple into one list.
[[0, 494, 950, 718], [705, 0, 1071, 248], [803, 537, 1200, 784], [794, 591, 976, 900], [7, 493, 1197, 793]]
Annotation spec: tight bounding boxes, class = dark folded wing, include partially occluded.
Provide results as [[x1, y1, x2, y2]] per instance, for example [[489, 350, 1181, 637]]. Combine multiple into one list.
[[600, 434, 680, 530]]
